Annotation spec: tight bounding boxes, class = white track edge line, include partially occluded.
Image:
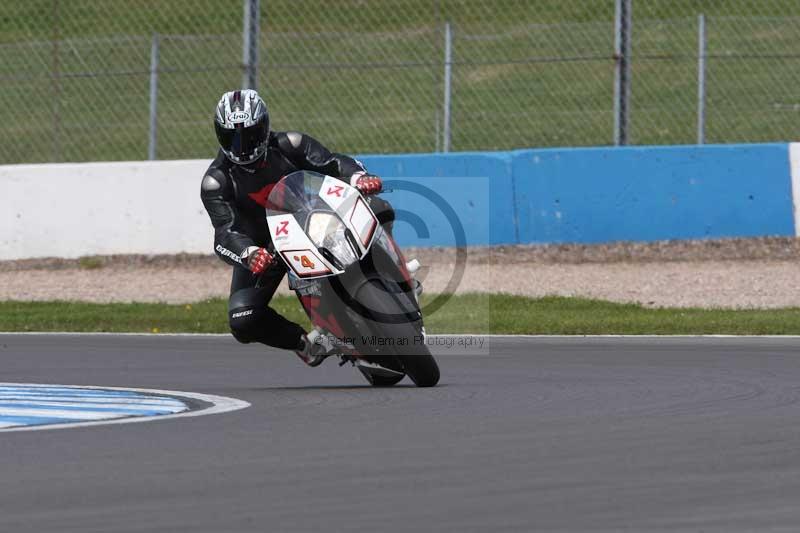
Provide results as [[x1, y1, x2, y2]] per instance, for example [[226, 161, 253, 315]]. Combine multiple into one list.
[[0, 383, 250, 433], [3, 332, 800, 339]]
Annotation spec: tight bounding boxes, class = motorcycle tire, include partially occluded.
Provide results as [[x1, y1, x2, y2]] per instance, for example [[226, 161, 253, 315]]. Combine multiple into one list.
[[354, 279, 440, 387], [361, 370, 405, 388]]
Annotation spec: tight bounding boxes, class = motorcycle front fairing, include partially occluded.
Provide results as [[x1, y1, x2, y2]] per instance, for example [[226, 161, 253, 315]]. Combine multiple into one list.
[[265, 171, 421, 358], [266, 172, 378, 281]]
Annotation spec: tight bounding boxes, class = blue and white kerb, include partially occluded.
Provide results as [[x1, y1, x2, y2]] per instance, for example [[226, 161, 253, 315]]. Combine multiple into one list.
[[0, 383, 250, 432]]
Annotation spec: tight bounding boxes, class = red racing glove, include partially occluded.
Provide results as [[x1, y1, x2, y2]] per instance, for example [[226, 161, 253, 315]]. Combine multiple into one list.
[[350, 172, 382, 195], [245, 247, 274, 274]]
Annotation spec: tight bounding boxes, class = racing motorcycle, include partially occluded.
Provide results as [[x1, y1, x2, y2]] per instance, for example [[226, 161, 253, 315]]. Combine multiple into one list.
[[265, 170, 440, 387]]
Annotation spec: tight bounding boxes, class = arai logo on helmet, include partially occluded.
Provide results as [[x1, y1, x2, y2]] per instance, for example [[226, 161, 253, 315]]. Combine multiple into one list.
[[227, 111, 250, 124]]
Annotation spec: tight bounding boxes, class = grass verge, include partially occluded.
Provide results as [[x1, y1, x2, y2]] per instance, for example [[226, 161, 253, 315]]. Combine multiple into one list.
[[3, 294, 800, 335]]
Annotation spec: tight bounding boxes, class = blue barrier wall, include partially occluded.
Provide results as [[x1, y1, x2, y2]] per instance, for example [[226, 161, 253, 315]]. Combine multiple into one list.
[[359, 143, 795, 247], [360, 152, 510, 246]]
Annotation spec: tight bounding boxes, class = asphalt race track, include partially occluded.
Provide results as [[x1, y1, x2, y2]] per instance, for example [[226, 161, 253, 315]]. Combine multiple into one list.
[[2, 334, 800, 532]]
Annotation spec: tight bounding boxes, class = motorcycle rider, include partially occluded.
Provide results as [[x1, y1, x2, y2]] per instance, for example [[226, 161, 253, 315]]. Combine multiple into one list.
[[201, 89, 390, 367]]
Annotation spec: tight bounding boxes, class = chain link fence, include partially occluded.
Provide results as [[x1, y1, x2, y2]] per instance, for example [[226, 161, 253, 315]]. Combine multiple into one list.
[[632, 1, 800, 145], [2, 1, 800, 164]]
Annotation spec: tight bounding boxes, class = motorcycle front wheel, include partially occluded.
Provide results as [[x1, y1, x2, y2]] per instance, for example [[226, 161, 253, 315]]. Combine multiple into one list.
[[353, 279, 440, 387]]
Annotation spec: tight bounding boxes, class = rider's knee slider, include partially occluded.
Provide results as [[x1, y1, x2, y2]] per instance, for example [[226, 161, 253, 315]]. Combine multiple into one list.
[[228, 288, 268, 343]]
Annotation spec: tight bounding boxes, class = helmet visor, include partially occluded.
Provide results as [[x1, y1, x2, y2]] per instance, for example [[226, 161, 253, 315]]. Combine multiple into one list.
[[216, 121, 268, 163]]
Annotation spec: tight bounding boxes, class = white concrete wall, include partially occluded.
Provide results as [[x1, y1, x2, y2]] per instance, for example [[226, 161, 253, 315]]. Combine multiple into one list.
[[0, 160, 213, 260]]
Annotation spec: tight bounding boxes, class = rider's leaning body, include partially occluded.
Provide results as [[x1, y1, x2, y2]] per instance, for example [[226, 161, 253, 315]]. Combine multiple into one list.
[[200, 89, 386, 366]]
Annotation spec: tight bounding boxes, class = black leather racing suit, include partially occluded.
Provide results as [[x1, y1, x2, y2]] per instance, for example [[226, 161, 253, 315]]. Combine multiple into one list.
[[200, 130, 391, 350]]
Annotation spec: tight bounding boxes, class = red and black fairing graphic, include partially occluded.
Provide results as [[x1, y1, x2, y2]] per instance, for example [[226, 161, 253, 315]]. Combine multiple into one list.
[[247, 178, 287, 211], [384, 233, 413, 286], [299, 295, 346, 339], [247, 183, 274, 207], [298, 292, 369, 357]]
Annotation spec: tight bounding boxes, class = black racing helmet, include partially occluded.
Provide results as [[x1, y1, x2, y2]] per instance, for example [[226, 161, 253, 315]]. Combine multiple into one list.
[[214, 89, 270, 164]]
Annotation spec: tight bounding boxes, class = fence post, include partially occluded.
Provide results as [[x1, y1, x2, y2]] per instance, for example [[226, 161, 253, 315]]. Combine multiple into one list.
[[435, 109, 441, 152], [242, 0, 260, 89], [613, 0, 632, 146], [442, 21, 453, 153], [52, 0, 62, 161], [148, 34, 160, 161], [696, 14, 707, 145]]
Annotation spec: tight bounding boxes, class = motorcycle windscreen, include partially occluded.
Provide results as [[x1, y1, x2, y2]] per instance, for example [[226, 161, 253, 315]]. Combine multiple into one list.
[[264, 170, 329, 217]]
